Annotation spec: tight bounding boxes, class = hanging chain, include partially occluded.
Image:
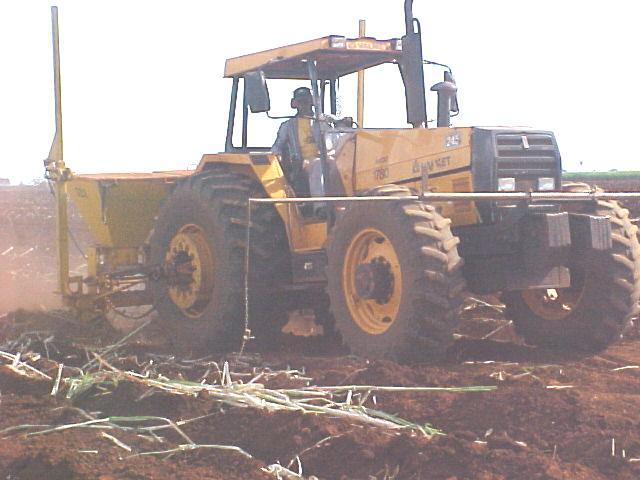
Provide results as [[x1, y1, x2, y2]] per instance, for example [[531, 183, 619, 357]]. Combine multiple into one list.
[[239, 198, 252, 355]]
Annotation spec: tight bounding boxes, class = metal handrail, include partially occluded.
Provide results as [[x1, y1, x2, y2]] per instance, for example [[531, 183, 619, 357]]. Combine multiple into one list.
[[249, 191, 640, 204]]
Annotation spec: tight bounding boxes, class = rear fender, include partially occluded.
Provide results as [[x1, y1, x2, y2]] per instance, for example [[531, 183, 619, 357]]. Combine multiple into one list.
[[197, 153, 327, 252], [197, 152, 287, 194]]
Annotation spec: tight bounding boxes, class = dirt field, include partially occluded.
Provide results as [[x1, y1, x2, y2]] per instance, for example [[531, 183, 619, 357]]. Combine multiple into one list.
[[1, 183, 639, 480], [0, 184, 88, 313], [1, 309, 640, 480]]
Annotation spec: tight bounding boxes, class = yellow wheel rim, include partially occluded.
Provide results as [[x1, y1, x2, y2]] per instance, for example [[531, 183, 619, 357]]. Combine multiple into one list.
[[166, 224, 215, 318], [343, 228, 402, 335], [521, 270, 586, 321]]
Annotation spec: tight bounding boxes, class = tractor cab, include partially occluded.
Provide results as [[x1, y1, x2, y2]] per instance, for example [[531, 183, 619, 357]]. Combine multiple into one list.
[[216, 30, 464, 220], [222, 33, 458, 154], [223, 35, 405, 154]]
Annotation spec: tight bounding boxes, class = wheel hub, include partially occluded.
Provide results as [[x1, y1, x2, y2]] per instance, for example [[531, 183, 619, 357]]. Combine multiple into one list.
[[343, 228, 402, 335], [521, 269, 586, 321], [165, 224, 215, 318], [354, 257, 394, 304]]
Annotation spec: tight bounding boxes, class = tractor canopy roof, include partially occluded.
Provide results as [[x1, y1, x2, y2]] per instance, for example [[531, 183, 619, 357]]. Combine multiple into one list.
[[224, 36, 403, 80]]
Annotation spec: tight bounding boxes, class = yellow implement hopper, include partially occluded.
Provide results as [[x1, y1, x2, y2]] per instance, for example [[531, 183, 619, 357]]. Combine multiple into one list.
[[68, 173, 186, 249], [57, 172, 189, 313]]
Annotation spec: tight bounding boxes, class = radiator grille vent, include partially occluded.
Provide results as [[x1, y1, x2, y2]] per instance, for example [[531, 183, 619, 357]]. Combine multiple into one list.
[[496, 133, 558, 176]]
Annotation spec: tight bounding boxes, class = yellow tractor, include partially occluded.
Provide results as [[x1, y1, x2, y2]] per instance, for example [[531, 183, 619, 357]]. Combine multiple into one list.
[[45, 3, 640, 360]]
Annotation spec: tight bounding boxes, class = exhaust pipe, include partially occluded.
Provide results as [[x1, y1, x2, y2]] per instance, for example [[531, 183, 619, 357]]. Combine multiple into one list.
[[430, 71, 457, 127], [399, 0, 428, 128], [404, 0, 414, 34]]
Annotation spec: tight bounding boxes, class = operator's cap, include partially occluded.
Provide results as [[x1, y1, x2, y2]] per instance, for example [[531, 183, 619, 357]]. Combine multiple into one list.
[[292, 87, 312, 100]]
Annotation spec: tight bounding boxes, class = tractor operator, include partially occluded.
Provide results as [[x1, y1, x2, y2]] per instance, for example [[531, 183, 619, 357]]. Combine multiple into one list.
[[272, 87, 325, 213]]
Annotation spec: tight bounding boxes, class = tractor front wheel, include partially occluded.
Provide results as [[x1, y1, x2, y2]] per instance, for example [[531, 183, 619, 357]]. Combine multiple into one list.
[[503, 199, 640, 350], [326, 191, 466, 361]]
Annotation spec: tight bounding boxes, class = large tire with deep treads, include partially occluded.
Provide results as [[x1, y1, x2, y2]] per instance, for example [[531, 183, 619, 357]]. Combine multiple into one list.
[[503, 198, 640, 350], [326, 186, 466, 361], [148, 169, 290, 354]]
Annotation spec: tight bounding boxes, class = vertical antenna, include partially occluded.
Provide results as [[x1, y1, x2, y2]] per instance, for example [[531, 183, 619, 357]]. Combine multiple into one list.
[[46, 6, 71, 298], [48, 6, 63, 163], [356, 19, 366, 128]]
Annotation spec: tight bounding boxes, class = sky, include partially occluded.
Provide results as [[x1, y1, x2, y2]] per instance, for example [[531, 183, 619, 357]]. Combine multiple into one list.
[[1, 0, 639, 184]]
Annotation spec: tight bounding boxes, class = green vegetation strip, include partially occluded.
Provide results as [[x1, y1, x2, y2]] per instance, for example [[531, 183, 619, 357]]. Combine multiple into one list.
[[563, 171, 640, 180]]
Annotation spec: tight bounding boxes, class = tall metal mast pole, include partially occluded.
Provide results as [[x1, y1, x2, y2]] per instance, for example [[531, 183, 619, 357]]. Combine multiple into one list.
[[46, 6, 71, 297], [356, 19, 366, 128]]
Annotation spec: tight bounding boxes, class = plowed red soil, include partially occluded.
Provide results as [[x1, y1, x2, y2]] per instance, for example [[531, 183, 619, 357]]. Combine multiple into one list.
[[1, 184, 639, 479], [1, 309, 640, 480]]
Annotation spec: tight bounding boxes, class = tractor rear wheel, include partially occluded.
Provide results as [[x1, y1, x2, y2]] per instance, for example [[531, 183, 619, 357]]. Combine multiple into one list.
[[326, 190, 466, 361], [148, 170, 289, 355], [503, 199, 640, 350]]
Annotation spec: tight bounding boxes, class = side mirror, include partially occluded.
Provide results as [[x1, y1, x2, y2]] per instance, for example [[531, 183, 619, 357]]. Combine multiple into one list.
[[244, 71, 270, 113]]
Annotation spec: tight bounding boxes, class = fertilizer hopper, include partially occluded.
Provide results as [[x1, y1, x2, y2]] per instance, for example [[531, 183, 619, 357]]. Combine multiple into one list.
[[52, 171, 190, 314], [68, 173, 186, 249]]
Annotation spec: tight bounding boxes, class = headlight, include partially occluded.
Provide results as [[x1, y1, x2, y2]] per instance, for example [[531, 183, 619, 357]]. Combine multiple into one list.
[[498, 177, 516, 191], [538, 177, 555, 191]]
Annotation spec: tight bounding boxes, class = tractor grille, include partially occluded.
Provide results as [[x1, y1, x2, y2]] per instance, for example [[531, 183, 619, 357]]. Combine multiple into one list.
[[469, 128, 563, 221], [495, 133, 558, 175]]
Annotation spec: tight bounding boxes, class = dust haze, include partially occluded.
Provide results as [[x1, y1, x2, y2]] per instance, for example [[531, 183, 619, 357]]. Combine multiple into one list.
[[0, 184, 86, 314]]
